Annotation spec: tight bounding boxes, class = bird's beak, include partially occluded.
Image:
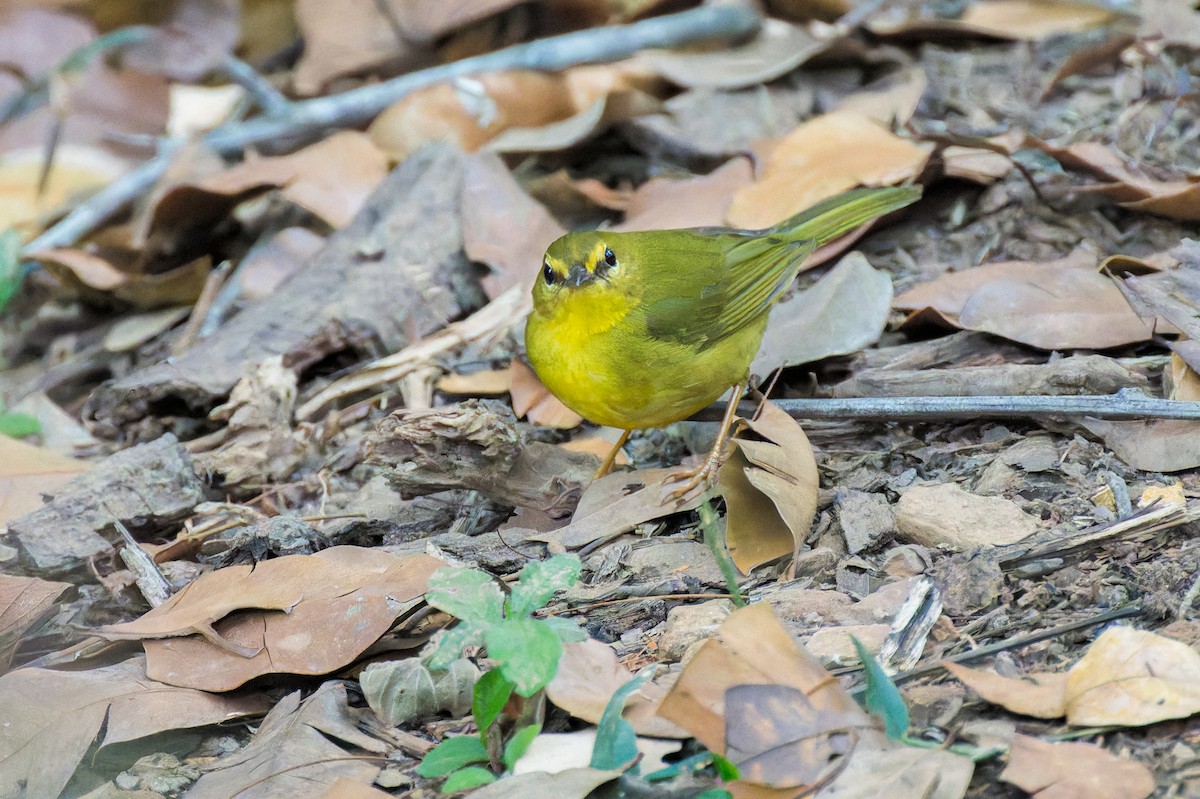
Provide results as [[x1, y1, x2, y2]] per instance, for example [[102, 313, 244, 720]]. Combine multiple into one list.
[[566, 264, 594, 287]]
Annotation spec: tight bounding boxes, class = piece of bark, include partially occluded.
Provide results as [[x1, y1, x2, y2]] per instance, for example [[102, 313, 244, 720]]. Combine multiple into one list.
[[5, 435, 206, 576], [84, 144, 479, 439], [365, 400, 594, 517], [834, 355, 1148, 398], [852, 331, 1024, 372]]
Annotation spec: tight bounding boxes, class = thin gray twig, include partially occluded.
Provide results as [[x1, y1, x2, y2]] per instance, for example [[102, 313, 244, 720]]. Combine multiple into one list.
[[23, 5, 760, 254], [690, 391, 1200, 422]]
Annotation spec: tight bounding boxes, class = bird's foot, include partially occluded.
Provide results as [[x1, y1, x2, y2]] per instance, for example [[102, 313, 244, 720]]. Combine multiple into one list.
[[664, 447, 727, 506]]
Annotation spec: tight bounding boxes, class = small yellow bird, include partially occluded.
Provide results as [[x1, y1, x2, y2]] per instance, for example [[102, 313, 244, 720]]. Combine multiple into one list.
[[525, 186, 921, 498]]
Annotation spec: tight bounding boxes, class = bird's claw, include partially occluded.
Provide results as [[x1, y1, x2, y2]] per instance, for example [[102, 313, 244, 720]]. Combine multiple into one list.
[[664, 454, 724, 506]]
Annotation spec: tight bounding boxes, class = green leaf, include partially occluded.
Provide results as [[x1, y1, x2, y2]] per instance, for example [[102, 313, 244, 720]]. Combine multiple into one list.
[[694, 791, 733, 799], [485, 618, 563, 697], [417, 735, 490, 778], [0, 229, 23, 315], [425, 624, 486, 671], [426, 567, 506, 624], [0, 412, 40, 439], [473, 668, 514, 736], [590, 668, 653, 770], [502, 723, 541, 770], [711, 753, 740, 781], [541, 615, 589, 643], [853, 636, 909, 740], [440, 766, 496, 793], [507, 554, 581, 618]]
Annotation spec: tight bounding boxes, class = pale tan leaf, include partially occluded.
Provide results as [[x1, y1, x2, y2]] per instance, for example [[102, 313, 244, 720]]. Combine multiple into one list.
[[0, 656, 265, 799], [999, 734, 1154, 799], [753, 252, 893, 375], [727, 111, 930, 229], [1066, 626, 1200, 727], [943, 662, 1068, 719], [546, 639, 688, 738], [0, 436, 90, 525], [0, 574, 71, 671]]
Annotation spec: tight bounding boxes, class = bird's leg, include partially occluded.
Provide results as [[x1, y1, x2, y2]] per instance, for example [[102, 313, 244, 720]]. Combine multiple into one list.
[[665, 382, 745, 504], [594, 429, 632, 479]]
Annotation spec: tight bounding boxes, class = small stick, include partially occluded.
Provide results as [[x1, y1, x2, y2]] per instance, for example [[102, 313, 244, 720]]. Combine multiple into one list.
[[23, 5, 760, 254], [690, 392, 1200, 422]]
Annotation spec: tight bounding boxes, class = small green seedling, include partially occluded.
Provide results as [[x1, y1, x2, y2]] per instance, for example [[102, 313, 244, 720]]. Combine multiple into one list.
[[417, 553, 586, 791]]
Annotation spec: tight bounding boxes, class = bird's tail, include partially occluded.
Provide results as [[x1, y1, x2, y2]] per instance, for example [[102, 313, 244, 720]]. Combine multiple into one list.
[[769, 185, 923, 246]]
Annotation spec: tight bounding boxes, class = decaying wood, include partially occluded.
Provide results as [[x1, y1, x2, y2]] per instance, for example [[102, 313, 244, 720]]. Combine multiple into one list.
[[83, 144, 478, 439], [366, 400, 594, 516], [5, 435, 206, 575]]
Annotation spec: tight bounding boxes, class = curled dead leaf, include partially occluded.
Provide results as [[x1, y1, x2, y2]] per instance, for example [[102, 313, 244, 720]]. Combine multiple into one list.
[[719, 402, 819, 574]]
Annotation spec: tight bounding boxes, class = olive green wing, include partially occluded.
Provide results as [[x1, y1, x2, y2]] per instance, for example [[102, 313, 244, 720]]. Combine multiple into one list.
[[634, 232, 815, 349]]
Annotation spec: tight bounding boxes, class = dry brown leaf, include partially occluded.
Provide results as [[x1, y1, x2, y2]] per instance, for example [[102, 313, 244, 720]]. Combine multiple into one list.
[[895, 250, 1153, 350], [0, 145, 126, 236], [833, 67, 928, 126], [999, 734, 1155, 799], [868, 0, 1114, 40], [815, 730, 973, 799], [0, 656, 265, 799], [0, 574, 71, 672], [1138, 0, 1200, 50], [943, 662, 1068, 719], [546, 638, 688, 738], [1079, 419, 1200, 473], [437, 368, 512, 396], [530, 468, 703, 550], [658, 603, 868, 765], [185, 682, 385, 798], [509, 358, 584, 429], [720, 403, 819, 574], [1168, 352, 1200, 401], [1115, 266, 1200, 370], [638, 18, 830, 91], [369, 64, 663, 161], [1030, 139, 1200, 222], [1041, 33, 1135, 100], [148, 131, 387, 231], [33, 249, 212, 308], [460, 152, 566, 299], [526, 170, 633, 219], [92, 547, 445, 690], [0, 435, 90, 525], [753, 252, 893, 375], [616, 157, 754, 232], [955, 0, 1116, 39], [292, 0, 431, 94], [1065, 626, 1200, 727], [726, 111, 930, 229]]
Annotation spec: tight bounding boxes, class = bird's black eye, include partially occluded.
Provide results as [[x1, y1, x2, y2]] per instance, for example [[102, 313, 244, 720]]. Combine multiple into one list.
[[604, 247, 617, 268], [542, 261, 558, 285]]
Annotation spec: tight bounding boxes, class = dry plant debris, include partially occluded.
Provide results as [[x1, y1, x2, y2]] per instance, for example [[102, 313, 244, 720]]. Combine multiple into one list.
[[4, 0, 1200, 797]]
